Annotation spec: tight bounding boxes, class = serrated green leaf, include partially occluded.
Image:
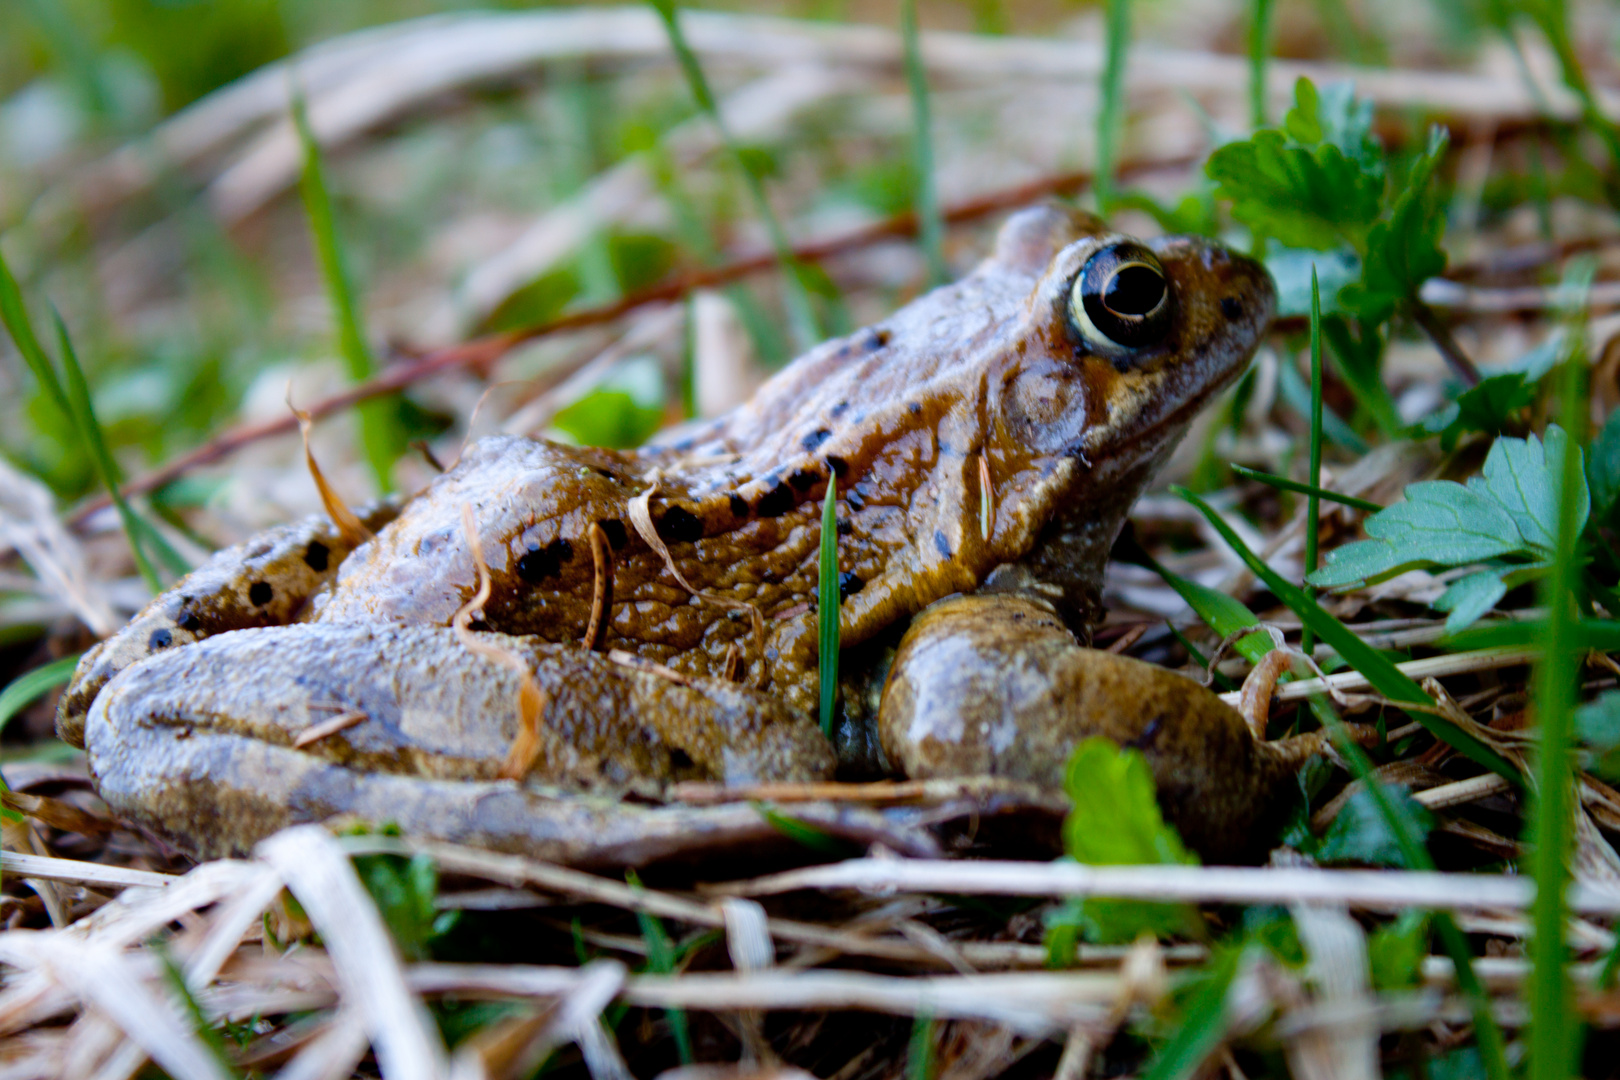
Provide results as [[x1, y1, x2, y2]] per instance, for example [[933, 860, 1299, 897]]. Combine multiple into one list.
[[1207, 132, 1383, 250], [1052, 737, 1200, 945], [1315, 785, 1434, 867], [1063, 737, 1197, 867], [1435, 570, 1510, 633], [1308, 480, 1522, 589], [1340, 127, 1449, 322], [1473, 424, 1587, 553], [1422, 371, 1536, 450]]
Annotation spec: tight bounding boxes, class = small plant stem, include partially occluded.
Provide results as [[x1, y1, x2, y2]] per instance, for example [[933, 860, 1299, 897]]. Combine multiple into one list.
[[1303, 267, 1325, 657], [1409, 300, 1482, 387], [901, 0, 948, 286], [1094, 0, 1131, 212], [1528, 321, 1587, 1080], [650, 0, 824, 352], [291, 86, 400, 493], [1246, 0, 1275, 129], [819, 477, 841, 738]]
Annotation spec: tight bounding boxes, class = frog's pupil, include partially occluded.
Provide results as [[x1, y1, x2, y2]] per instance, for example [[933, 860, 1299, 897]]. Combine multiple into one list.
[[1104, 265, 1165, 316]]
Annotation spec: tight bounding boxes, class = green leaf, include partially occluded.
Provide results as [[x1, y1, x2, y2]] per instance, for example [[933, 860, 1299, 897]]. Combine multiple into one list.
[[1062, 737, 1198, 867], [1575, 690, 1620, 750], [1050, 738, 1200, 946], [1207, 133, 1383, 251], [550, 358, 665, 449], [1587, 405, 1620, 525], [1206, 78, 1384, 251], [1308, 481, 1522, 588], [1315, 785, 1434, 867], [1421, 371, 1537, 450], [1307, 426, 1586, 635], [1340, 127, 1450, 323], [1474, 424, 1587, 552], [1264, 247, 1359, 318], [1434, 570, 1510, 634], [1574, 690, 1620, 780], [1368, 909, 1430, 990]]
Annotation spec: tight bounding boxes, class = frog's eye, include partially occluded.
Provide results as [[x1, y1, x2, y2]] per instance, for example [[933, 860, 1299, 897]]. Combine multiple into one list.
[[1069, 242, 1174, 352]]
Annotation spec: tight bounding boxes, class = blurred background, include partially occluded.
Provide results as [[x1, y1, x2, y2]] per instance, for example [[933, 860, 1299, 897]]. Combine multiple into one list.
[[1, 0, 1616, 660]]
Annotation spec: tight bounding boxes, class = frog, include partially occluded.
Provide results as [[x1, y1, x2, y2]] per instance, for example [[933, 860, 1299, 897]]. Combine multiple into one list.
[[55, 204, 1281, 866]]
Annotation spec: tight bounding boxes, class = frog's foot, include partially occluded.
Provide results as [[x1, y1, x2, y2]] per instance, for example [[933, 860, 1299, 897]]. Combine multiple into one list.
[[877, 592, 1293, 863], [83, 622, 834, 858], [56, 502, 400, 747]]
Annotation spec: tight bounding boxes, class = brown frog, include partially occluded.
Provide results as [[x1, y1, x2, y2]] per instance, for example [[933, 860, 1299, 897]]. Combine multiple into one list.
[[56, 205, 1281, 864]]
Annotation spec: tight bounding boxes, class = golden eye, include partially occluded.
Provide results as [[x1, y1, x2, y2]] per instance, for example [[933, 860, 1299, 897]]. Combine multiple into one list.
[[1069, 242, 1174, 351]]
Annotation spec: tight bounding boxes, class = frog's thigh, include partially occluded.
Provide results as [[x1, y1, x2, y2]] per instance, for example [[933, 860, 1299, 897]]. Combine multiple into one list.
[[877, 593, 1279, 861], [84, 623, 832, 839]]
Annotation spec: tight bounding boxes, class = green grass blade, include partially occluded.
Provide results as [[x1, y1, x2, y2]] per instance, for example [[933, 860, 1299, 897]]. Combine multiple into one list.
[[0, 654, 80, 737], [1173, 485, 1521, 784], [0, 245, 71, 420], [1303, 266, 1325, 655], [1247, 0, 1275, 129], [52, 311, 163, 594], [901, 0, 947, 286], [626, 871, 693, 1065], [1529, 319, 1587, 1080], [1094, 0, 1131, 212], [649, 0, 825, 351], [0, 653, 82, 823], [907, 1011, 936, 1080], [819, 476, 840, 738], [1229, 466, 1380, 514], [291, 87, 400, 493], [1141, 946, 1244, 1080]]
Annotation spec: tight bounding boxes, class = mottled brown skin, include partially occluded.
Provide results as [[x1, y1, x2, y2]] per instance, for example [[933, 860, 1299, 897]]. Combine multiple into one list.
[[58, 205, 1279, 863], [880, 594, 1298, 863]]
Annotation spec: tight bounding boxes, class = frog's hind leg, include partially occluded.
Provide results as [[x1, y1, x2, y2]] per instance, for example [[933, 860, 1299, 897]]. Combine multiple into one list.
[[82, 621, 836, 859], [56, 502, 400, 747]]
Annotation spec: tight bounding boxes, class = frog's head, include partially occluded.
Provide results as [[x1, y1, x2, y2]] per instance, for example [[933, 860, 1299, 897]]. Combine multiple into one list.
[[991, 206, 1275, 483]]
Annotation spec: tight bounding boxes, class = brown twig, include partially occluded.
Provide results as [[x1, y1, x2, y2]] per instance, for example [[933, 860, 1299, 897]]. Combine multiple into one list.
[[69, 159, 1200, 527], [1410, 299, 1482, 387]]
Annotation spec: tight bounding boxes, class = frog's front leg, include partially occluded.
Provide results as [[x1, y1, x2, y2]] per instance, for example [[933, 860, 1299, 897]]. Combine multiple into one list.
[[56, 503, 400, 747], [876, 592, 1298, 863], [84, 622, 834, 859]]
